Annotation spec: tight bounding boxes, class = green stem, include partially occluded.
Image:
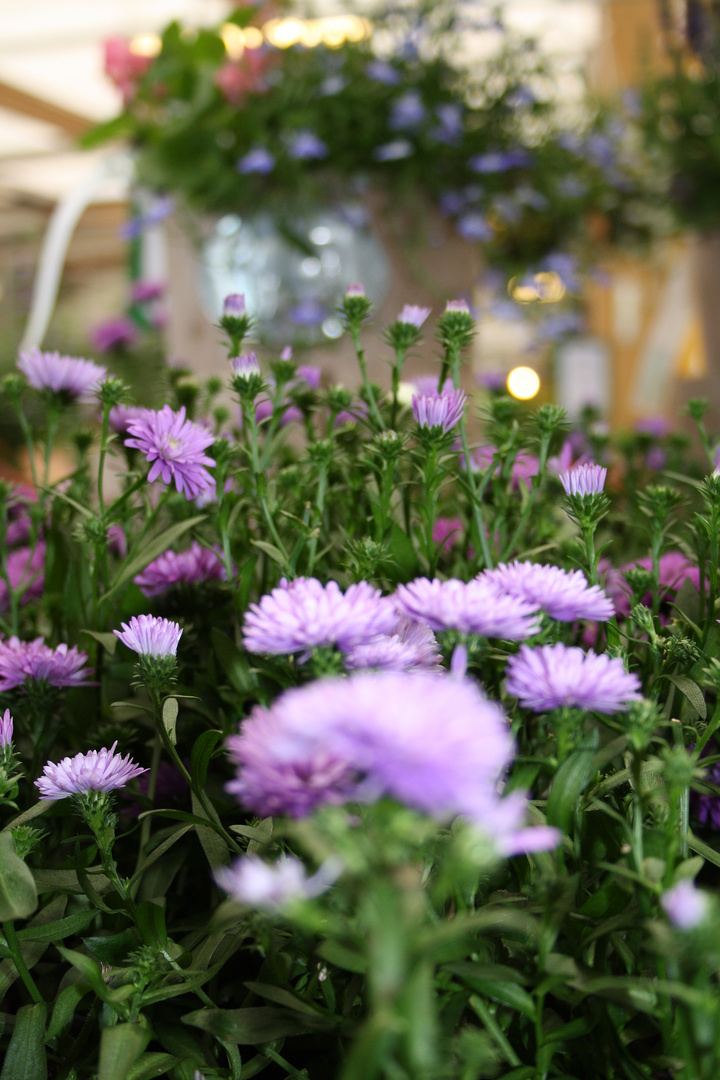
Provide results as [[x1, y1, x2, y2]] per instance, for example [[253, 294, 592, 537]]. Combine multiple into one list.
[[307, 461, 328, 577], [391, 346, 406, 429], [42, 406, 60, 493], [135, 734, 162, 874], [3, 920, 43, 1004], [469, 995, 521, 1067], [351, 326, 384, 431], [501, 430, 552, 562], [582, 521, 599, 585]]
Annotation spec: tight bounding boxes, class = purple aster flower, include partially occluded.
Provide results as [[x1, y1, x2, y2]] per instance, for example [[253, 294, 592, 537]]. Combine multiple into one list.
[[18, 348, 107, 400], [396, 578, 541, 639], [411, 375, 450, 397], [482, 561, 615, 622], [130, 280, 164, 304], [661, 880, 709, 929], [125, 405, 216, 500], [288, 130, 328, 160], [445, 299, 471, 314], [397, 304, 431, 329], [0, 543, 45, 612], [0, 709, 13, 748], [366, 59, 401, 84], [90, 316, 138, 353], [344, 283, 365, 298], [389, 90, 426, 130], [412, 388, 467, 434], [373, 139, 414, 162], [35, 741, 147, 800], [343, 616, 442, 673], [0, 636, 92, 692], [469, 149, 531, 173], [215, 854, 340, 911], [237, 147, 275, 174], [559, 463, 607, 497], [223, 293, 246, 316], [243, 578, 396, 656], [134, 542, 227, 597], [108, 404, 147, 436], [226, 671, 560, 855], [505, 643, 642, 713], [457, 212, 493, 242], [296, 364, 322, 390], [114, 615, 182, 658], [230, 353, 261, 381]]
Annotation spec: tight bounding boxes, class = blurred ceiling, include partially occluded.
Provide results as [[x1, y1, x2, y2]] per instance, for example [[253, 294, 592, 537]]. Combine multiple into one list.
[[0, 0, 602, 204]]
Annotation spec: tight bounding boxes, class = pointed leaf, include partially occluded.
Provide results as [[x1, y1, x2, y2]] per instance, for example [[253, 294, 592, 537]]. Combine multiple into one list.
[[0, 1003, 47, 1080], [546, 731, 599, 834], [0, 831, 38, 921], [98, 1023, 151, 1080], [666, 675, 707, 719], [182, 1005, 333, 1043], [162, 698, 178, 746], [103, 516, 206, 600], [191, 730, 222, 790]]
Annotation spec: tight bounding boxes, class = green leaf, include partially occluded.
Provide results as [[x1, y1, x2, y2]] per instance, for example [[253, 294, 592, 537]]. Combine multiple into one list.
[[103, 516, 206, 601], [162, 698, 178, 746], [47, 984, 91, 1041], [81, 630, 119, 656], [125, 1054, 182, 1080], [136, 901, 168, 950], [212, 629, 255, 695], [0, 897, 66, 1001], [244, 981, 330, 1018], [0, 831, 38, 921], [315, 939, 367, 974], [191, 730, 222, 791], [191, 793, 230, 869], [79, 113, 136, 149], [666, 674, 707, 719], [687, 831, 720, 868], [83, 928, 141, 966], [98, 1023, 151, 1080], [57, 946, 115, 1001], [251, 540, 289, 567], [0, 1003, 47, 1080], [546, 730, 600, 834], [15, 908, 97, 943], [386, 523, 418, 581], [182, 1005, 332, 1044], [129, 825, 194, 888]]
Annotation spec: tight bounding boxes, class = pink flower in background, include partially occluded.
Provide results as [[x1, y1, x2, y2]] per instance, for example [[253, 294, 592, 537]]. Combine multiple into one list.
[[108, 405, 147, 436], [432, 517, 464, 554], [0, 637, 93, 692], [612, 551, 702, 618], [104, 37, 154, 102], [130, 280, 165, 304], [0, 543, 45, 612], [134, 542, 227, 597], [215, 50, 269, 105], [470, 446, 539, 489], [90, 316, 139, 353]]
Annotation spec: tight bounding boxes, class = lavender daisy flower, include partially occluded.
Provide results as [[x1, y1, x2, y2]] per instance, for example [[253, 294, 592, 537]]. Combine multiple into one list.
[[0, 637, 93, 692], [445, 299, 471, 314], [0, 709, 13, 748], [35, 742, 147, 800], [412, 388, 467, 434], [343, 617, 443, 672], [560, 463, 607, 497], [114, 615, 182, 657], [226, 671, 560, 855], [134, 542, 227, 597], [395, 578, 541, 640], [124, 405, 215, 500], [505, 643, 642, 713], [18, 348, 107, 401], [482, 562, 615, 622], [237, 147, 275, 174], [215, 854, 340, 911], [397, 304, 431, 329], [288, 130, 328, 160], [243, 578, 396, 656], [661, 880, 709, 929]]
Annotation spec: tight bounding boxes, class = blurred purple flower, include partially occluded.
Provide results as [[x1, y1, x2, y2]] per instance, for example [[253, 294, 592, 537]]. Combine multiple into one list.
[[18, 348, 106, 401], [457, 212, 493, 241], [134, 541, 227, 597], [373, 139, 414, 162], [389, 90, 426, 130], [482, 561, 615, 622], [469, 149, 531, 173], [90, 316, 138, 353], [0, 543, 45, 611], [505, 643, 642, 712], [289, 300, 326, 326], [396, 577, 541, 639], [296, 364, 322, 390], [366, 60, 401, 84], [397, 304, 431, 328], [0, 709, 13, 748], [439, 190, 466, 216], [36, 742, 147, 800], [216, 854, 340, 910], [432, 516, 464, 554], [343, 616, 442, 673], [0, 636, 92, 692], [130, 280, 164, 304], [243, 577, 396, 656], [661, 880, 708, 929], [108, 404, 148, 436], [125, 405, 216, 500], [470, 446, 540, 489], [288, 130, 328, 160], [237, 147, 275, 174], [226, 670, 560, 855]]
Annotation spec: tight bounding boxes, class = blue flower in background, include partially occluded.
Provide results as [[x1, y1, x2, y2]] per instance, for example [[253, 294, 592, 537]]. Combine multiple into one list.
[[366, 59, 401, 85], [289, 300, 326, 326], [237, 147, 275, 174], [288, 130, 329, 160], [389, 90, 426, 131], [456, 212, 494, 241], [373, 139, 414, 162], [469, 149, 531, 173]]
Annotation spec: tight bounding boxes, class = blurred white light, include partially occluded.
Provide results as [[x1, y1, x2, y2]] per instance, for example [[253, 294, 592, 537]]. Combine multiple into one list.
[[507, 366, 540, 400]]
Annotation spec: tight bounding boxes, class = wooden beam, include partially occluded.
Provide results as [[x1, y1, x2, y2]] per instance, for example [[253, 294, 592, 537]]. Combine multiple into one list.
[[0, 79, 92, 137]]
